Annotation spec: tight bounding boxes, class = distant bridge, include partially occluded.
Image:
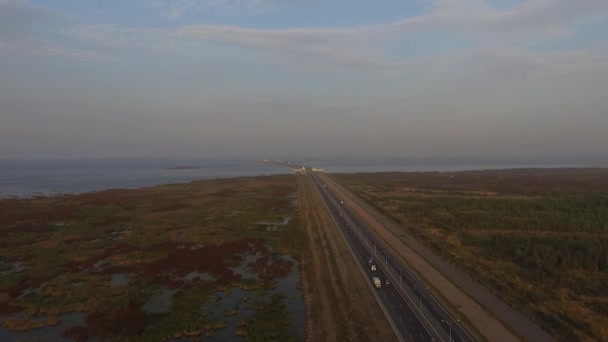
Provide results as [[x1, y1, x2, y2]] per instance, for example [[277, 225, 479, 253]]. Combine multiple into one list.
[[257, 158, 305, 170]]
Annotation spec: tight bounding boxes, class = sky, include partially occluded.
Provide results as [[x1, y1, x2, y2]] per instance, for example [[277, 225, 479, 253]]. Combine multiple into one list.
[[1, 0, 607, 160]]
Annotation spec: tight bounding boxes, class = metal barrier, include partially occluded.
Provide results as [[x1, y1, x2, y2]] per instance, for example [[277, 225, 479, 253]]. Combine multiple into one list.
[[310, 172, 478, 342]]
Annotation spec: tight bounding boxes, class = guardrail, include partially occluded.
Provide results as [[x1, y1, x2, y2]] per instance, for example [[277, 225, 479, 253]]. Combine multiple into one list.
[[309, 171, 478, 342], [307, 172, 407, 342]]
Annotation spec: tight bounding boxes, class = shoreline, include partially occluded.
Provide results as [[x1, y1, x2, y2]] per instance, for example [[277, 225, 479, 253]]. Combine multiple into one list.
[[0, 172, 293, 200], [2, 166, 605, 200]]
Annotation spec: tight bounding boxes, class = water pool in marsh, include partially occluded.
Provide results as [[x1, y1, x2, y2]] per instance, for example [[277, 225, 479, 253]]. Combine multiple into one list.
[[171, 255, 305, 341]]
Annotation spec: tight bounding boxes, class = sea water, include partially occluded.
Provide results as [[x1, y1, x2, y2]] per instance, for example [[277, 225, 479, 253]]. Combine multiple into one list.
[[0, 158, 291, 198], [1, 156, 604, 198]]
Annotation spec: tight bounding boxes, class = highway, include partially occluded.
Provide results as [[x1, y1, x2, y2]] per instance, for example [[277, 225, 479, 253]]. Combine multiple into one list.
[[308, 169, 478, 342]]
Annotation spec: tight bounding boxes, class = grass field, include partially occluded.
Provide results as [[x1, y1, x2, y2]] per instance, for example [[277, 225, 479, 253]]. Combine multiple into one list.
[[333, 168, 608, 341], [0, 175, 304, 341]]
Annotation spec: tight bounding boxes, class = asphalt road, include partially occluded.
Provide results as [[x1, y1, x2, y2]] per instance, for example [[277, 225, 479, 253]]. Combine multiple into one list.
[[318, 171, 557, 342], [309, 171, 476, 342]]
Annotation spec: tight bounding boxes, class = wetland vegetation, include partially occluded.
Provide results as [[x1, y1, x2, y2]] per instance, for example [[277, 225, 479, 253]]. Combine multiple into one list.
[[0, 174, 304, 341]]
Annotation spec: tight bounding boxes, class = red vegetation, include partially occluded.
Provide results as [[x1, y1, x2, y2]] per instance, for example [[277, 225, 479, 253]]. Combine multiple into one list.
[[0, 202, 75, 226], [209, 188, 238, 198], [151, 202, 189, 213], [76, 189, 138, 206], [6, 285, 23, 298], [85, 303, 146, 338], [100, 215, 131, 225], [263, 200, 291, 211], [68, 243, 136, 273], [0, 301, 20, 314], [271, 185, 296, 197], [63, 236, 93, 245], [140, 240, 265, 285], [6, 277, 44, 299], [247, 253, 294, 280]]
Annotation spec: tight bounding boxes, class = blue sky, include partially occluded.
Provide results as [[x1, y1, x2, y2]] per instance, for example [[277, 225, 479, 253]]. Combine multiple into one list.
[[1, 0, 607, 159]]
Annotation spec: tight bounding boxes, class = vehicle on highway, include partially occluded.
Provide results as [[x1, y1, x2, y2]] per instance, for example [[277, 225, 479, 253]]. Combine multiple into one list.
[[373, 277, 382, 288], [371, 264, 377, 271], [386, 278, 390, 285]]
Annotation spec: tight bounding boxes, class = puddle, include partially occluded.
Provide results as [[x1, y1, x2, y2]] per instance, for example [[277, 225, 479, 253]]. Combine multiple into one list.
[[18, 285, 41, 299], [0, 312, 85, 341], [214, 255, 304, 341], [196, 287, 253, 341], [170, 255, 304, 341], [110, 273, 129, 287], [257, 217, 291, 232], [229, 253, 264, 280], [0, 260, 29, 276], [142, 287, 177, 314], [0, 254, 303, 341], [289, 192, 300, 208], [109, 229, 131, 240], [176, 271, 215, 282], [110, 229, 131, 236], [229, 250, 297, 281], [92, 259, 107, 271], [166, 287, 251, 341], [269, 255, 305, 339]]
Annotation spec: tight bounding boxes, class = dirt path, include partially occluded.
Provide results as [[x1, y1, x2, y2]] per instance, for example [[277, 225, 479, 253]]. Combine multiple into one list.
[[319, 173, 544, 342], [299, 174, 395, 342]]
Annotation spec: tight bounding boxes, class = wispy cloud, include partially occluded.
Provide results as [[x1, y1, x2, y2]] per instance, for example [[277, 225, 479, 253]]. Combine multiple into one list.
[[65, 0, 608, 69], [0, 0, 108, 60], [146, 0, 282, 19], [395, 0, 608, 39], [2, 0, 607, 160], [0, 0, 68, 35], [5, 0, 608, 68], [65, 22, 396, 69], [0, 38, 113, 60]]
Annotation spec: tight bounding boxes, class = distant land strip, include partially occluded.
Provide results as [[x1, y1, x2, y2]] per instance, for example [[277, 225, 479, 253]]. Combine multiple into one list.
[[165, 166, 201, 170]]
